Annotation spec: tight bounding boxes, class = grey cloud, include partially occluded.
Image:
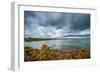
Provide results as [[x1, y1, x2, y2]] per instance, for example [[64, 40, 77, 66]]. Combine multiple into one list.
[[24, 11, 90, 38]]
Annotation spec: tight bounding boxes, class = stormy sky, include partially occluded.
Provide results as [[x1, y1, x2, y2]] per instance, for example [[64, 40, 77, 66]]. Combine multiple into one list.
[[24, 11, 90, 38]]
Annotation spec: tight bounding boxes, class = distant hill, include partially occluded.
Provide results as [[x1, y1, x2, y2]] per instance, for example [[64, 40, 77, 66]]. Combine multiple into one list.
[[24, 34, 90, 42], [63, 34, 90, 37]]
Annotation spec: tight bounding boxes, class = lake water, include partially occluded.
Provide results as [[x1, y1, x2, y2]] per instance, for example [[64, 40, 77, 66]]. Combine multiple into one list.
[[24, 38, 90, 50]]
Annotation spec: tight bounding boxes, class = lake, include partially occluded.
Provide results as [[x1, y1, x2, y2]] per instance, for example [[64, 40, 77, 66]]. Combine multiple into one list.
[[24, 37, 90, 51]]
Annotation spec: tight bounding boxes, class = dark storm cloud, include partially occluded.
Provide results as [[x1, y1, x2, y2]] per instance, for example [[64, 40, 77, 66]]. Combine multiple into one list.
[[70, 14, 90, 32], [24, 11, 90, 38]]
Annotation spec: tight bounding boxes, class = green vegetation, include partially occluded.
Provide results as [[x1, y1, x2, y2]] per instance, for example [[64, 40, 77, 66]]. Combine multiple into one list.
[[24, 46, 33, 49], [24, 37, 53, 42], [24, 37, 69, 42], [24, 44, 90, 61]]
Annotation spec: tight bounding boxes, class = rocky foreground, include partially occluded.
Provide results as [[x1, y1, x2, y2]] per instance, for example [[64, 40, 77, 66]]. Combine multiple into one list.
[[24, 44, 90, 61]]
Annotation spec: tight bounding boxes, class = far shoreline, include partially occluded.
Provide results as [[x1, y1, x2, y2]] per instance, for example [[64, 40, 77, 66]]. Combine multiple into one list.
[[24, 37, 90, 42]]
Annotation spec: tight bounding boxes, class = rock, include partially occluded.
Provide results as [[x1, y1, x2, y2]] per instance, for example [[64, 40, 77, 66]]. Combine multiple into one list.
[[41, 44, 50, 50]]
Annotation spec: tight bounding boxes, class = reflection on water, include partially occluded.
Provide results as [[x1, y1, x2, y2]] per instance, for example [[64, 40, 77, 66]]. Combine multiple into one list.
[[24, 38, 90, 50]]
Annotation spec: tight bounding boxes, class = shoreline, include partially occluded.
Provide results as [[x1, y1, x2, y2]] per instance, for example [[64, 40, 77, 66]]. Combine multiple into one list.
[[24, 44, 90, 62]]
